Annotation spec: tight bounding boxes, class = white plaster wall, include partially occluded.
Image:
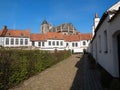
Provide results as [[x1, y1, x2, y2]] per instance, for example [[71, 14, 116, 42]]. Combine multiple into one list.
[[3, 37, 30, 47], [33, 40, 89, 53], [46, 40, 65, 48], [0, 36, 91, 53], [0, 37, 4, 46], [90, 13, 120, 77], [108, 11, 120, 77], [92, 38, 98, 61], [95, 16, 115, 77]]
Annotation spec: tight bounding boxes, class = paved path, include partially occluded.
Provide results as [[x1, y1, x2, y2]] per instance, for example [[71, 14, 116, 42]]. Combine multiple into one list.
[[10, 54, 103, 90], [10, 54, 83, 90], [83, 55, 103, 90]]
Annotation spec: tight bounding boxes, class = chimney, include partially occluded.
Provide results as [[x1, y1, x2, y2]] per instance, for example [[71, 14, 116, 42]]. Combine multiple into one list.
[[3, 25, 7, 30]]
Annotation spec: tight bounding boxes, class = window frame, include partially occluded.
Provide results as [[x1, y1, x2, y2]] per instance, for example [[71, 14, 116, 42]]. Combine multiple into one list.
[[76, 43, 78, 47], [20, 39, 23, 45], [6, 38, 9, 45], [83, 41, 86, 46], [72, 43, 74, 47], [42, 42, 44, 46], [11, 38, 14, 45], [60, 41, 63, 46], [25, 39, 28, 45], [56, 41, 59, 46], [32, 41, 35, 46], [53, 41, 55, 46], [15, 38, 19, 45], [38, 42, 41, 46], [104, 30, 108, 53], [48, 41, 51, 46]]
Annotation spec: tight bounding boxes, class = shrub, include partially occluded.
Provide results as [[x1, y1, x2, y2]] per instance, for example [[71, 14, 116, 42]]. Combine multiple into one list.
[[0, 49, 71, 89]]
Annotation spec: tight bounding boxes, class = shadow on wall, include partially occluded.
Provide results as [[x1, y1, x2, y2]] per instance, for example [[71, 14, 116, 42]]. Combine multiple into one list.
[[70, 54, 84, 90]]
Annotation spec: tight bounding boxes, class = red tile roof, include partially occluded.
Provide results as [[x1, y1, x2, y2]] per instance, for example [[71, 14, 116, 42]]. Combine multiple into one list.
[[45, 32, 63, 40], [0, 27, 92, 41], [79, 33, 92, 40], [30, 32, 92, 41], [64, 35, 80, 42], [30, 32, 64, 41], [0, 29, 30, 37], [30, 34, 46, 41], [0, 30, 2, 36]]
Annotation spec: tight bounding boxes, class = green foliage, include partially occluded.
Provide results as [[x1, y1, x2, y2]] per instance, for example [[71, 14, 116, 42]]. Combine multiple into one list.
[[0, 49, 71, 89]]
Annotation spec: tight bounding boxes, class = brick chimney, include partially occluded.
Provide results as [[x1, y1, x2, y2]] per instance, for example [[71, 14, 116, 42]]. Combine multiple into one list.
[[2, 25, 7, 30]]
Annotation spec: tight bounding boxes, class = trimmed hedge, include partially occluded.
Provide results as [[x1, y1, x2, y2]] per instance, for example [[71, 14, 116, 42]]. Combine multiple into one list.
[[0, 49, 71, 90]]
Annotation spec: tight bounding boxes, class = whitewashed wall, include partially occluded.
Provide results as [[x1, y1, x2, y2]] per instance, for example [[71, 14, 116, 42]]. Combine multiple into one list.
[[90, 12, 120, 77], [2, 37, 30, 47], [30, 39, 90, 53], [0, 37, 4, 46]]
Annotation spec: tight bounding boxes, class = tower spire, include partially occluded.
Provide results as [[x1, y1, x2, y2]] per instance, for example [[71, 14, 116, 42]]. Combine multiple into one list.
[[95, 13, 99, 18]]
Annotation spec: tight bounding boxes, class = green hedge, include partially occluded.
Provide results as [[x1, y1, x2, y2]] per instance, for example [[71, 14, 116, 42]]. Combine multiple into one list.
[[0, 49, 71, 90]]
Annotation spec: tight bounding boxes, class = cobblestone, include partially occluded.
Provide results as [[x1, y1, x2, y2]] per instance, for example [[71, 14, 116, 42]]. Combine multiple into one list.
[[10, 54, 82, 90], [9, 54, 103, 90]]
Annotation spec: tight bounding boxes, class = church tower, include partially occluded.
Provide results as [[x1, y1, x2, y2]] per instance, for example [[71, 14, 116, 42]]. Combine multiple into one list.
[[41, 20, 49, 34], [92, 13, 100, 36]]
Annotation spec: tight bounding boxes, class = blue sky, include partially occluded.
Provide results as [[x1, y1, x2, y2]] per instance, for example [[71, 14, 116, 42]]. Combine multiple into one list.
[[0, 0, 119, 33]]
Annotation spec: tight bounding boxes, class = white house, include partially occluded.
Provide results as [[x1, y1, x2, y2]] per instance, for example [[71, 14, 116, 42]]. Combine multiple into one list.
[[30, 32, 92, 53], [89, 1, 120, 78], [0, 26, 31, 48], [0, 25, 92, 53]]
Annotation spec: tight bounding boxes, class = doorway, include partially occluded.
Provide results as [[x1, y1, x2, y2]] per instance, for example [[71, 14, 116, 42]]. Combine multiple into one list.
[[117, 34, 120, 78]]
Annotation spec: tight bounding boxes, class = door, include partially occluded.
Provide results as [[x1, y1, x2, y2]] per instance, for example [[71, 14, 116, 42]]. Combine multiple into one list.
[[117, 34, 120, 78]]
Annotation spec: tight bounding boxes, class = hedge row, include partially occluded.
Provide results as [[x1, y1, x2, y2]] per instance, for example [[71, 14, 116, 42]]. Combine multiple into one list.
[[0, 49, 71, 90]]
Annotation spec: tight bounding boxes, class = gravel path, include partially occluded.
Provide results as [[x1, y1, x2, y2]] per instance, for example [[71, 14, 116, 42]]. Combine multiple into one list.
[[9, 54, 83, 90]]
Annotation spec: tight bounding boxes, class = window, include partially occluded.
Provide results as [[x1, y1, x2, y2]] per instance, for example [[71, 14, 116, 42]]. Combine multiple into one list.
[[60, 41, 63, 46], [42, 42, 44, 46], [6, 38, 9, 45], [32, 41, 35, 46], [25, 39, 28, 45], [20, 39, 23, 45], [66, 43, 68, 46], [72, 43, 74, 47], [57, 41, 59, 46], [104, 31, 108, 53], [76, 43, 78, 47], [98, 35, 101, 53], [15, 39, 19, 45], [48, 41, 51, 46], [11, 38, 14, 45], [53, 41, 55, 46], [38, 42, 41, 46], [83, 41, 86, 45]]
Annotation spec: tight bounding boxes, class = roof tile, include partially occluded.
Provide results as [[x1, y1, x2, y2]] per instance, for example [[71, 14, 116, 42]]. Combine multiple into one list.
[[0, 29, 30, 37], [79, 33, 92, 40]]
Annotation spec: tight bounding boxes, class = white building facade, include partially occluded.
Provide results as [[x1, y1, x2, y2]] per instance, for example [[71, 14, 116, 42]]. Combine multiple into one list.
[[0, 26, 31, 48], [0, 26, 92, 53], [30, 32, 92, 53], [89, 1, 120, 78]]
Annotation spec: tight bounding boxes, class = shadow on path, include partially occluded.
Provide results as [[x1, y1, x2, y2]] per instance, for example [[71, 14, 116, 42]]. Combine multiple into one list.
[[70, 54, 84, 90], [70, 54, 104, 90]]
